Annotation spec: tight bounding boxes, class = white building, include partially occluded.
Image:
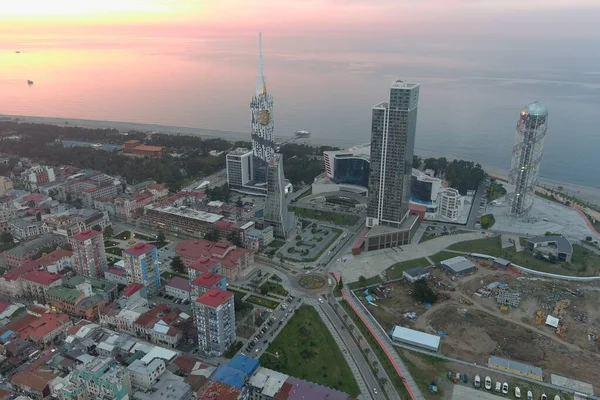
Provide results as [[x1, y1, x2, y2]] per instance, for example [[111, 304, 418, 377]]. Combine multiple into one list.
[[128, 357, 167, 389], [165, 277, 190, 301], [437, 188, 463, 221], [194, 288, 235, 356]]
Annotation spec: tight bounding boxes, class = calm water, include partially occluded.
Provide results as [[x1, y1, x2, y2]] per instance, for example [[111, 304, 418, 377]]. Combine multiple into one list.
[[1, 34, 600, 188]]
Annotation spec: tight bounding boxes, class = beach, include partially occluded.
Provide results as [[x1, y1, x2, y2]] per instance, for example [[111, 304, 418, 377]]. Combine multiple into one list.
[[3, 113, 600, 206]]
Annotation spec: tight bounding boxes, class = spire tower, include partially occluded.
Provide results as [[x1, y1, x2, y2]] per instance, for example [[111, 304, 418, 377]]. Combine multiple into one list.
[[256, 32, 267, 95]]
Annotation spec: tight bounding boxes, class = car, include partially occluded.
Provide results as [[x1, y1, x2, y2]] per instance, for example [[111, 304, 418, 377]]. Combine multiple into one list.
[[473, 375, 481, 388], [318, 297, 324, 304], [373, 388, 378, 394], [515, 387, 521, 398], [494, 382, 501, 393], [502, 382, 509, 395], [527, 391, 533, 400], [541, 395, 547, 400], [255, 348, 259, 353]]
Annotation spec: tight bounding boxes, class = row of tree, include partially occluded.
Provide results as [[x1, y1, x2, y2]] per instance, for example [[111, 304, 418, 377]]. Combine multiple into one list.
[[415, 156, 485, 194]]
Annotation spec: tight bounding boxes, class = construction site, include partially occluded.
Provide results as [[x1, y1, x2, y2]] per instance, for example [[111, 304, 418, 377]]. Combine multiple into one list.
[[357, 254, 600, 395]]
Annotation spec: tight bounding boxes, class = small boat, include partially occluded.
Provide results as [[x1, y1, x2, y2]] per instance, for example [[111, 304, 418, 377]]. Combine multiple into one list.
[[527, 391, 533, 400], [484, 376, 492, 390], [473, 375, 481, 388], [515, 386, 521, 398], [27, 80, 34, 85]]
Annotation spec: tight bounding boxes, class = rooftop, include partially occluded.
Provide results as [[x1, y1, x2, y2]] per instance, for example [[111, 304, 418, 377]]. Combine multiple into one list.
[[192, 272, 225, 288], [21, 270, 62, 286], [11, 369, 57, 392], [489, 355, 543, 377], [146, 204, 223, 223], [133, 376, 191, 400], [4, 233, 65, 257], [198, 380, 241, 400], [131, 144, 164, 152], [210, 365, 246, 389], [228, 354, 259, 377], [18, 312, 69, 341], [46, 286, 84, 303], [65, 275, 117, 293], [71, 229, 102, 241], [166, 277, 190, 292], [124, 282, 145, 297], [526, 235, 573, 254], [279, 376, 352, 400], [441, 256, 477, 273], [403, 266, 430, 278], [196, 289, 232, 308], [126, 242, 156, 257], [248, 366, 288, 397], [105, 267, 126, 277]]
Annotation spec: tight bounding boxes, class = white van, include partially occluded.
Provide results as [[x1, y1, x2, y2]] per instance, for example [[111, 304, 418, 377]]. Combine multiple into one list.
[[495, 382, 501, 392]]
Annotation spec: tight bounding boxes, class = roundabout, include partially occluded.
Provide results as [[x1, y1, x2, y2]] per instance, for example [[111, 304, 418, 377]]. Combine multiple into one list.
[[298, 273, 327, 290]]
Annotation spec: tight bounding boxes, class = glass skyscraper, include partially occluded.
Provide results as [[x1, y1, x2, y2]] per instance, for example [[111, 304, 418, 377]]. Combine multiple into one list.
[[263, 154, 294, 239]]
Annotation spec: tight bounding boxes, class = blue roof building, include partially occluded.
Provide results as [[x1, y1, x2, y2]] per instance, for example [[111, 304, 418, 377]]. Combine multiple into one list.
[[228, 354, 259, 376], [211, 365, 247, 389]]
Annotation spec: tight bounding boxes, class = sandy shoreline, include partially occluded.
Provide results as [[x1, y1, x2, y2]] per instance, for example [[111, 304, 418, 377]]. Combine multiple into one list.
[[3, 113, 600, 205]]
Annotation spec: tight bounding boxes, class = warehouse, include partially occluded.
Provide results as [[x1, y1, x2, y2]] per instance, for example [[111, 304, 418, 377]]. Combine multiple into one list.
[[402, 267, 430, 283], [440, 256, 477, 277], [390, 325, 440, 352], [488, 356, 543, 381]]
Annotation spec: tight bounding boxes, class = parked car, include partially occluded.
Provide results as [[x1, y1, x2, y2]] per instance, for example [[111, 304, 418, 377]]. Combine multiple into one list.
[[502, 382, 509, 395], [462, 374, 468, 383], [515, 386, 521, 398], [527, 391, 533, 400], [484, 376, 492, 390], [495, 382, 501, 393], [473, 375, 481, 388], [541, 395, 547, 400]]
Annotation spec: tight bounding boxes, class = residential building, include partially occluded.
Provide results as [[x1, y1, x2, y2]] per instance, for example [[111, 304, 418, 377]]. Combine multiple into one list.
[[8, 217, 50, 240], [140, 204, 223, 239], [122, 140, 164, 158], [11, 369, 58, 400], [194, 288, 235, 356], [70, 229, 107, 277], [245, 226, 274, 251], [248, 366, 289, 400], [0, 263, 40, 297], [21, 165, 56, 190], [46, 276, 117, 320], [437, 188, 463, 221], [165, 277, 190, 301], [64, 275, 118, 302], [3, 233, 67, 268], [22, 249, 74, 273], [367, 79, 419, 230], [0, 311, 72, 345], [0, 176, 13, 197], [226, 148, 266, 195], [175, 239, 254, 280], [411, 169, 443, 204], [263, 154, 294, 239], [133, 376, 192, 400], [21, 270, 63, 303], [99, 301, 150, 335], [191, 273, 226, 298], [0, 199, 18, 230], [128, 356, 167, 389], [124, 243, 160, 296], [104, 267, 128, 285], [59, 356, 132, 400], [134, 304, 189, 348]]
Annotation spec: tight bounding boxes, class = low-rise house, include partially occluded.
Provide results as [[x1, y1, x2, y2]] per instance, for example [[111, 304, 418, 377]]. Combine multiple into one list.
[[8, 217, 49, 240], [23, 249, 74, 273], [3, 233, 67, 268], [165, 277, 191, 301], [11, 368, 58, 400], [104, 267, 128, 285], [21, 270, 63, 303], [134, 304, 189, 348]]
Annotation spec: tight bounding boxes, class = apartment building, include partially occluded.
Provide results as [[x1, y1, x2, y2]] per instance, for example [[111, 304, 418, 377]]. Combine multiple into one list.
[[134, 304, 189, 348], [20, 270, 63, 303], [123, 243, 160, 296], [190, 272, 226, 298], [175, 239, 254, 280], [8, 218, 50, 240], [70, 229, 108, 277], [194, 288, 235, 356], [3, 233, 67, 268]]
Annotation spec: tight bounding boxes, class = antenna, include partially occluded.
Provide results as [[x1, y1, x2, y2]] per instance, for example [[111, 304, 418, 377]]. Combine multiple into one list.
[[256, 32, 267, 95]]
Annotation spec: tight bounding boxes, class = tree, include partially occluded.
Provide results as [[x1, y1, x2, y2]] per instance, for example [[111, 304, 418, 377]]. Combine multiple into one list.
[[358, 275, 366, 286], [227, 231, 243, 247], [411, 278, 437, 304], [545, 231, 553, 236], [92, 224, 102, 232], [157, 230, 167, 246], [103, 225, 114, 238], [1, 231, 13, 244], [236, 197, 243, 208], [36, 212, 42, 222], [205, 228, 220, 242], [171, 256, 185, 274]]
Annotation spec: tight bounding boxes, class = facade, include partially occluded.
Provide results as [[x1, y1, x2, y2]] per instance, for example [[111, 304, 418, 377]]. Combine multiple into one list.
[[134, 304, 188, 348], [140, 204, 223, 239], [411, 169, 443, 203], [124, 243, 160, 296], [250, 33, 275, 182], [21, 270, 63, 303], [175, 239, 253, 281], [21, 165, 56, 190], [367, 80, 419, 229], [3, 233, 67, 268], [364, 214, 419, 252], [165, 277, 191, 300], [323, 144, 371, 189], [226, 148, 267, 195], [263, 154, 294, 239], [23, 249, 74, 273], [245, 226, 274, 251], [104, 267, 129, 285], [194, 288, 235, 356], [128, 357, 167, 389], [437, 188, 463, 221], [488, 356, 543, 381], [70, 229, 108, 278], [61, 356, 133, 400], [8, 218, 49, 240], [0, 176, 13, 197], [402, 267, 430, 283], [508, 102, 548, 217], [191, 272, 226, 298]]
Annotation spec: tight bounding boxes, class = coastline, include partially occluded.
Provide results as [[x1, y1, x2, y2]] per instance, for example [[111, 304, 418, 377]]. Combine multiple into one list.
[[3, 113, 600, 205]]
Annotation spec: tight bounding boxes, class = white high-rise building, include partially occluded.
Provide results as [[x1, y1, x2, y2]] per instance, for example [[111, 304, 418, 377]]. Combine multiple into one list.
[[194, 288, 235, 356]]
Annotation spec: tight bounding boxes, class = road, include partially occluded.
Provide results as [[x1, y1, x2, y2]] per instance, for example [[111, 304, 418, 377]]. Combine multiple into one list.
[[343, 283, 426, 400], [467, 179, 489, 229], [308, 298, 376, 400]]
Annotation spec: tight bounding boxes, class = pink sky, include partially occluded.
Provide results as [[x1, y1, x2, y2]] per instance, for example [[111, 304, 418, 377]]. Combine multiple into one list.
[[2, 0, 599, 38]]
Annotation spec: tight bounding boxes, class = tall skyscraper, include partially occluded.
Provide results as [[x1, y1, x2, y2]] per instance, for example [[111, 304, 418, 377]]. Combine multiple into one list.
[[367, 80, 420, 229], [194, 288, 235, 356], [124, 242, 160, 296], [508, 102, 548, 216], [250, 33, 275, 182], [264, 154, 294, 239], [70, 229, 107, 277]]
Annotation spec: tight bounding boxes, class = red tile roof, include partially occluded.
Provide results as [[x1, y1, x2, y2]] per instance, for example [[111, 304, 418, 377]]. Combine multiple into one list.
[[0, 301, 10, 314], [166, 277, 190, 292], [126, 242, 156, 257], [198, 380, 241, 400], [192, 272, 224, 288], [1, 263, 38, 281], [23, 193, 44, 203], [23, 249, 73, 269], [134, 190, 153, 202], [176, 240, 251, 270], [18, 313, 69, 341], [21, 270, 62, 286], [189, 257, 221, 273], [11, 369, 57, 393], [71, 229, 102, 241], [123, 283, 144, 297], [173, 354, 201, 374], [105, 267, 126, 277], [196, 289, 232, 308], [133, 145, 164, 152], [148, 183, 166, 191]]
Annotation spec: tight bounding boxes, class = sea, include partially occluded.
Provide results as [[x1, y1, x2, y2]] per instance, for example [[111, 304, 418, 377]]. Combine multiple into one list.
[[1, 33, 600, 198]]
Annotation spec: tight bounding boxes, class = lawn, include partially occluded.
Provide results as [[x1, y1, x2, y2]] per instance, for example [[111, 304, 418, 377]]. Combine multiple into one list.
[[260, 281, 289, 297], [397, 349, 446, 399], [386, 258, 430, 280], [429, 251, 461, 264], [104, 240, 119, 247], [105, 247, 123, 256], [419, 232, 437, 243], [289, 207, 360, 226], [160, 271, 188, 280], [448, 236, 600, 276], [296, 187, 313, 200], [246, 295, 280, 309], [114, 231, 132, 240], [348, 275, 382, 290], [260, 305, 360, 397]]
